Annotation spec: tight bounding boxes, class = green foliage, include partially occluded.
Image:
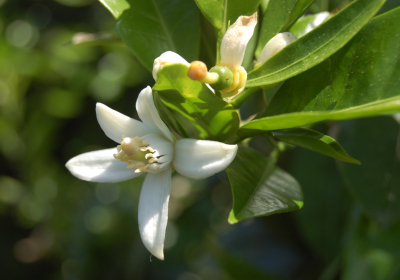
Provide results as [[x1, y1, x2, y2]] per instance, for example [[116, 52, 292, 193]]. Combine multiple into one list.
[[337, 117, 400, 227], [248, 0, 386, 87], [241, 7, 400, 133], [153, 64, 239, 142], [271, 127, 360, 164], [101, 0, 201, 71], [226, 146, 303, 223], [2, 0, 400, 278]]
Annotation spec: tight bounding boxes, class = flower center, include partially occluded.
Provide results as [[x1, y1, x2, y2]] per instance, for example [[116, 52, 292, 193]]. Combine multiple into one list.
[[113, 136, 161, 173]]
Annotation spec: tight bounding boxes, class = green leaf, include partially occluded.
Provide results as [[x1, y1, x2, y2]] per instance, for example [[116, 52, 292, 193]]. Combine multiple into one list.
[[153, 64, 239, 142], [153, 93, 190, 138], [272, 127, 360, 164], [289, 12, 330, 38], [208, 237, 287, 280], [343, 209, 400, 280], [226, 146, 303, 223], [247, 0, 386, 87], [280, 0, 317, 32], [194, 0, 261, 30], [115, 0, 200, 71], [99, 0, 130, 19], [196, 0, 260, 62], [290, 129, 352, 263], [240, 7, 400, 133], [255, 0, 297, 57], [337, 117, 400, 227]]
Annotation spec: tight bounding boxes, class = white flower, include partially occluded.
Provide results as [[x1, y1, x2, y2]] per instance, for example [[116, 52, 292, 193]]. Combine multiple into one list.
[[66, 86, 238, 260], [255, 32, 297, 69], [218, 13, 257, 97]]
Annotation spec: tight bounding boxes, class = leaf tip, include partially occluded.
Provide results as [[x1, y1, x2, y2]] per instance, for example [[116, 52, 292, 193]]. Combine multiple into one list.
[[293, 199, 304, 209], [228, 210, 238, 224]]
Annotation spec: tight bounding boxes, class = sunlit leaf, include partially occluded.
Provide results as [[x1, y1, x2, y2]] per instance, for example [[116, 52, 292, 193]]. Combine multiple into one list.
[[227, 146, 303, 224], [240, 7, 400, 133], [153, 64, 239, 142], [113, 0, 200, 71], [247, 0, 386, 87]]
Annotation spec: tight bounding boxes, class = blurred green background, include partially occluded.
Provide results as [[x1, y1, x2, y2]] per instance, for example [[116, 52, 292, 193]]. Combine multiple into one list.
[[1, 0, 400, 279]]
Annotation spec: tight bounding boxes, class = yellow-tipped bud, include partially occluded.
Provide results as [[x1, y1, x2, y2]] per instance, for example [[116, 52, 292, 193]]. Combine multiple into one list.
[[188, 61, 208, 81], [187, 61, 219, 84]]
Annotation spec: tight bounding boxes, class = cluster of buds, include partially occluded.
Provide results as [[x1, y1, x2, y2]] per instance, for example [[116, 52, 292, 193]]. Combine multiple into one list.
[[186, 13, 297, 98], [187, 13, 257, 98]]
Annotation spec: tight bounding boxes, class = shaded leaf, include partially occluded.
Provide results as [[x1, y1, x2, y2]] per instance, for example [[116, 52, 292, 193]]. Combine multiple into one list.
[[194, 0, 261, 30], [227, 146, 303, 224], [337, 117, 400, 227], [290, 124, 352, 263], [272, 127, 360, 164]]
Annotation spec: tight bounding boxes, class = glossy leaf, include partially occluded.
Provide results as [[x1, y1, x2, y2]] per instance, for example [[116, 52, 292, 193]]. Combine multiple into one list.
[[280, 0, 317, 32], [289, 12, 330, 38], [153, 64, 239, 142], [255, 0, 297, 57], [240, 7, 400, 133], [99, 0, 129, 19], [247, 0, 386, 87], [337, 117, 400, 227], [226, 146, 303, 224], [115, 0, 200, 71], [194, 0, 261, 30], [272, 128, 360, 164]]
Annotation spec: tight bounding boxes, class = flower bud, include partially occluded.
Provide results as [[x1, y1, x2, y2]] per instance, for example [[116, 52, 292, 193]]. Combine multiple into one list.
[[187, 61, 208, 81], [255, 32, 297, 69], [153, 51, 189, 81], [208, 66, 234, 90]]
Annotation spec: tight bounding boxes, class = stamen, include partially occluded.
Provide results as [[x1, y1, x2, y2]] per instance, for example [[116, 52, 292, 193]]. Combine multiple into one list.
[[143, 164, 151, 172], [127, 162, 145, 170], [148, 158, 157, 164], [145, 153, 154, 159]]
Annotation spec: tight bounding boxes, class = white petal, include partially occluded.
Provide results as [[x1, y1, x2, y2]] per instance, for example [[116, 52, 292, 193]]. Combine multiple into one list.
[[153, 51, 189, 81], [256, 32, 297, 66], [220, 13, 257, 68], [136, 86, 174, 142], [66, 148, 142, 182], [173, 139, 238, 179], [96, 103, 155, 143], [138, 168, 172, 260]]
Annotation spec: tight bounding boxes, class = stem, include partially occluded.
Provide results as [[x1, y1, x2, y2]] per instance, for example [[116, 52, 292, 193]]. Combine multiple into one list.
[[227, 87, 260, 108]]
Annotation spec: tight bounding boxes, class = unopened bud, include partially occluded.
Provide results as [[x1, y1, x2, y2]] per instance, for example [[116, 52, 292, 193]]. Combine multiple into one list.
[[188, 61, 208, 81], [255, 32, 297, 69]]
